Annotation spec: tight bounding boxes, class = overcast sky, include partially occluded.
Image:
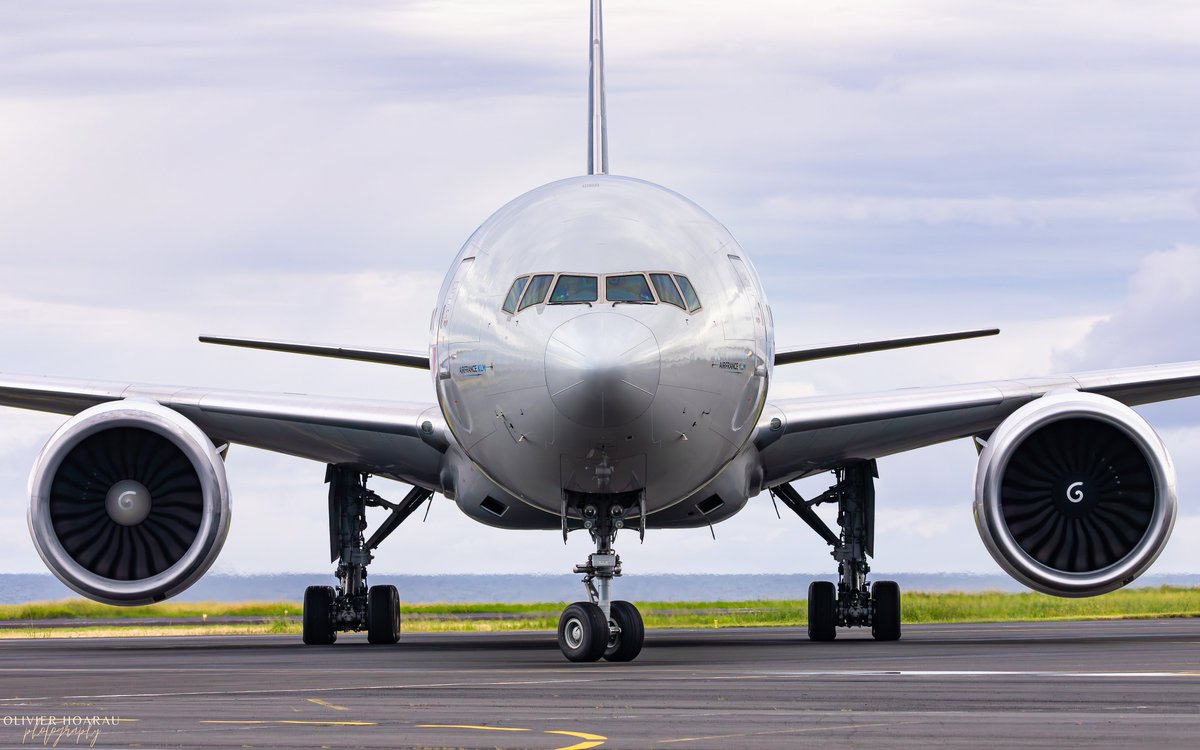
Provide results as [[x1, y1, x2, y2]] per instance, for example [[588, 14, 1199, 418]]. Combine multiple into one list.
[[1, 1, 1198, 586]]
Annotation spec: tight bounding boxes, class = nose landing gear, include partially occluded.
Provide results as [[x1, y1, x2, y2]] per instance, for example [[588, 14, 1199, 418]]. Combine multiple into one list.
[[557, 496, 646, 662]]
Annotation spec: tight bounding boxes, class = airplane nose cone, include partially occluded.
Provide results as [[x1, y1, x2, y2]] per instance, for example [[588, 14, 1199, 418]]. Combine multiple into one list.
[[545, 313, 660, 428]]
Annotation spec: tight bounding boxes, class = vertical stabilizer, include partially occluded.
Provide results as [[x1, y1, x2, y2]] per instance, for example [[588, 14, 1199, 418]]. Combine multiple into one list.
[[588, 0, 608, 175]]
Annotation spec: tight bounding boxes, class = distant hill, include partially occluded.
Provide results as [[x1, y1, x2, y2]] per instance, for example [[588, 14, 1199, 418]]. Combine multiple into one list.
[[3, 572, 1197, 604]]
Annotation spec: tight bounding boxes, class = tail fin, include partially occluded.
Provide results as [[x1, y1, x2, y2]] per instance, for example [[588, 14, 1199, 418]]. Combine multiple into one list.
[[587, 0, 608, 175]]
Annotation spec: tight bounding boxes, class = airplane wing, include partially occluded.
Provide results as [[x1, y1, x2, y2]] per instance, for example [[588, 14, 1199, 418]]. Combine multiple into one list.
[[0, 372, 448, 489], [774, 328, 999, 366], [198, 335, 431, 369], [755, 360, 1200, 488]]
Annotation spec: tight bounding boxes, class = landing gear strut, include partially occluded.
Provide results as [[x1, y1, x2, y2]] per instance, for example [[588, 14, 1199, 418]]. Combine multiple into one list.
[[302, 465, 431, 645], [557, 493, 646, 662], [771, 460, 901, 641]]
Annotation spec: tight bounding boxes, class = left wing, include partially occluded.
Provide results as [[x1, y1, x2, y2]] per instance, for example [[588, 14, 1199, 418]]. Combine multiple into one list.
[[199, 335, 430, 369], [0, 372, 448, 489], [756, 360, 1200, 487]]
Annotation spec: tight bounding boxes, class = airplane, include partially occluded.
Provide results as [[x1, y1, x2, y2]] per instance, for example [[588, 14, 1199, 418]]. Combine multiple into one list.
[[2, 0, 1197, 663]]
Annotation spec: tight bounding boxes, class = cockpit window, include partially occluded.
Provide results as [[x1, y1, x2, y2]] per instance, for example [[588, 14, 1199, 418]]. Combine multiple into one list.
[[502, 276, 529, 314], [518, 274, 554, 311], [606, 273, 655, 302], [650, 273, 685, 309], [674, 274, 702, 312], [504, 271, 701, 313], [549, 274, 598, 303]]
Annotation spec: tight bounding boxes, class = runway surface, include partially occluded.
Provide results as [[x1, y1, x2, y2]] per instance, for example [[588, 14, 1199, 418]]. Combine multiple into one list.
[[1, 619, 1199, 748]]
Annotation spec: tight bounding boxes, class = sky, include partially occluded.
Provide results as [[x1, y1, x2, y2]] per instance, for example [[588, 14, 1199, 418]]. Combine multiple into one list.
[[1, 0, 1199, 586]]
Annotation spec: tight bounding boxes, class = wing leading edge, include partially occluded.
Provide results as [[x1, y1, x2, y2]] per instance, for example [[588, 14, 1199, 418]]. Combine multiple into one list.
[[199, 335, 430, 369], [0, 372, 447, 490], [774, 328, 999, 366], [755, 360, 1200, 488]]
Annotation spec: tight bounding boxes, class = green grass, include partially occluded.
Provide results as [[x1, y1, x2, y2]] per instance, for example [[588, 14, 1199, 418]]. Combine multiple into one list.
[[0, 600, 299, 620], [0, 600, 568, 620], [900, 587, 1200, 623], [0, 586, 1197, 639]]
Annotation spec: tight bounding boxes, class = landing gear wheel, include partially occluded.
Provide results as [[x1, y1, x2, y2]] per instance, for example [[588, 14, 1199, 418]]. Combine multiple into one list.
[[604, 600, 644, 662], [807, 581, 837, 642], [302, 585, 336, 645], [558, 602, 609, 662], [871, 580, 901, 641], [367, 584, 401, 644]]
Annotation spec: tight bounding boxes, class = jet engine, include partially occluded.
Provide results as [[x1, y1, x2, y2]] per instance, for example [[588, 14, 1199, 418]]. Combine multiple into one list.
[[28, 400, 232, 605], [974, 390, 1176, 597]]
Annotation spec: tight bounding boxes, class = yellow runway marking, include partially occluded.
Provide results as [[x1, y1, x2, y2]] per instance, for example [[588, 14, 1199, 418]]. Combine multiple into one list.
[[306, 697, 350, 711], [547, 729, 607, 750], [417, 724, 606, 749], [548, 730, 606, 740], [417, 724, 529, 732], [200, 720, 375, 726]]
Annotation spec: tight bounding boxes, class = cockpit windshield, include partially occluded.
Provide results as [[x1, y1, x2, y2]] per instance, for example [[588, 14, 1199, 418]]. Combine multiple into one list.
[[502, 271, 701, 313], [550, 274, 599, 303], [518, 274, 554, 311], [649, 273, 684, 309], [606, 274, 655, 303], [674, 274, 701, 312], [502, 276, 529, 314]]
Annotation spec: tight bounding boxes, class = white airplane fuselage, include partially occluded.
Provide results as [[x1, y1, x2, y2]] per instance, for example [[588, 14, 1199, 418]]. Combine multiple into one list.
[[432, 175, 773, 529]]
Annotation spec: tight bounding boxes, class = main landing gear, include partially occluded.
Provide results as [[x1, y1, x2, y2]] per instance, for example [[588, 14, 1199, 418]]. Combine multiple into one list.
[[770, 459, 902, 642], [302, 465, 432, 645], [557, 494, 646, 662]]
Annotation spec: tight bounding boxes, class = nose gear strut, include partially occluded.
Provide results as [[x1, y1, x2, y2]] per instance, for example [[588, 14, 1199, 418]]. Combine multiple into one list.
[[557, 491, 646, 662]]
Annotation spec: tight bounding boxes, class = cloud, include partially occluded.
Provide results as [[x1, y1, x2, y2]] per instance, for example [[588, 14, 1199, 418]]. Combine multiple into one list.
[[1054, 245, 1200, 371], [2, 1, 1199, 581], [1051, 245, 1200, 427], [759, 192, 1196, 227]]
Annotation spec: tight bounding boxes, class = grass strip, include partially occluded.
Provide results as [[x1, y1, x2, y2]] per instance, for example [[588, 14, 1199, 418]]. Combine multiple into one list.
[[0, 586, 1196, 639]]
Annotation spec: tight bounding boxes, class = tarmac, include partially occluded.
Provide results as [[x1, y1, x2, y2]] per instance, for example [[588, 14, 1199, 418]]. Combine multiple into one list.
[[1, 619, 1198, 748]]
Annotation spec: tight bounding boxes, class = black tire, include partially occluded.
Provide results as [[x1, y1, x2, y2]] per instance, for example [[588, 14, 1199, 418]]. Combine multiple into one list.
[[302, 585, 337, 645], [871, 580, 901, 641], [807, 580, 837, 642], [603, 600, 645, 662], [368, 584, 401, 645], [557, 602, 609, 662]]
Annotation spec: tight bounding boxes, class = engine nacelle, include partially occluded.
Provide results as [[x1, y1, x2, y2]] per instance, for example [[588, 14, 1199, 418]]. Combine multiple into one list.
[[28, 400, 232, 605], [974, 390, 1176, 597]]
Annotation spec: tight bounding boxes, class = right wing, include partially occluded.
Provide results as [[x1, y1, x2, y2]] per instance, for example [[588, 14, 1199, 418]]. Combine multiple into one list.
[[755, 360, 1200, 488], [0, 372, 448, 490], [774, 328, 999, 366]]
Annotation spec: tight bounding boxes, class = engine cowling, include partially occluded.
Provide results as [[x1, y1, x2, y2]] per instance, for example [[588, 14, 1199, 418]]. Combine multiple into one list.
[[974, 390, 1176, 597], [28, 400, 232, 605]]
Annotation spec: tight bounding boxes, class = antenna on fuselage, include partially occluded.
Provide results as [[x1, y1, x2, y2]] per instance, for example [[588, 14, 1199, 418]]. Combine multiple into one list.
[[587, 0, 608, 175]]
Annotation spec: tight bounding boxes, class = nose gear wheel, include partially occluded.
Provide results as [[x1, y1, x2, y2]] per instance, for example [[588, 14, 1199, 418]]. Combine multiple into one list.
[[558, 602, 609, 662]]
